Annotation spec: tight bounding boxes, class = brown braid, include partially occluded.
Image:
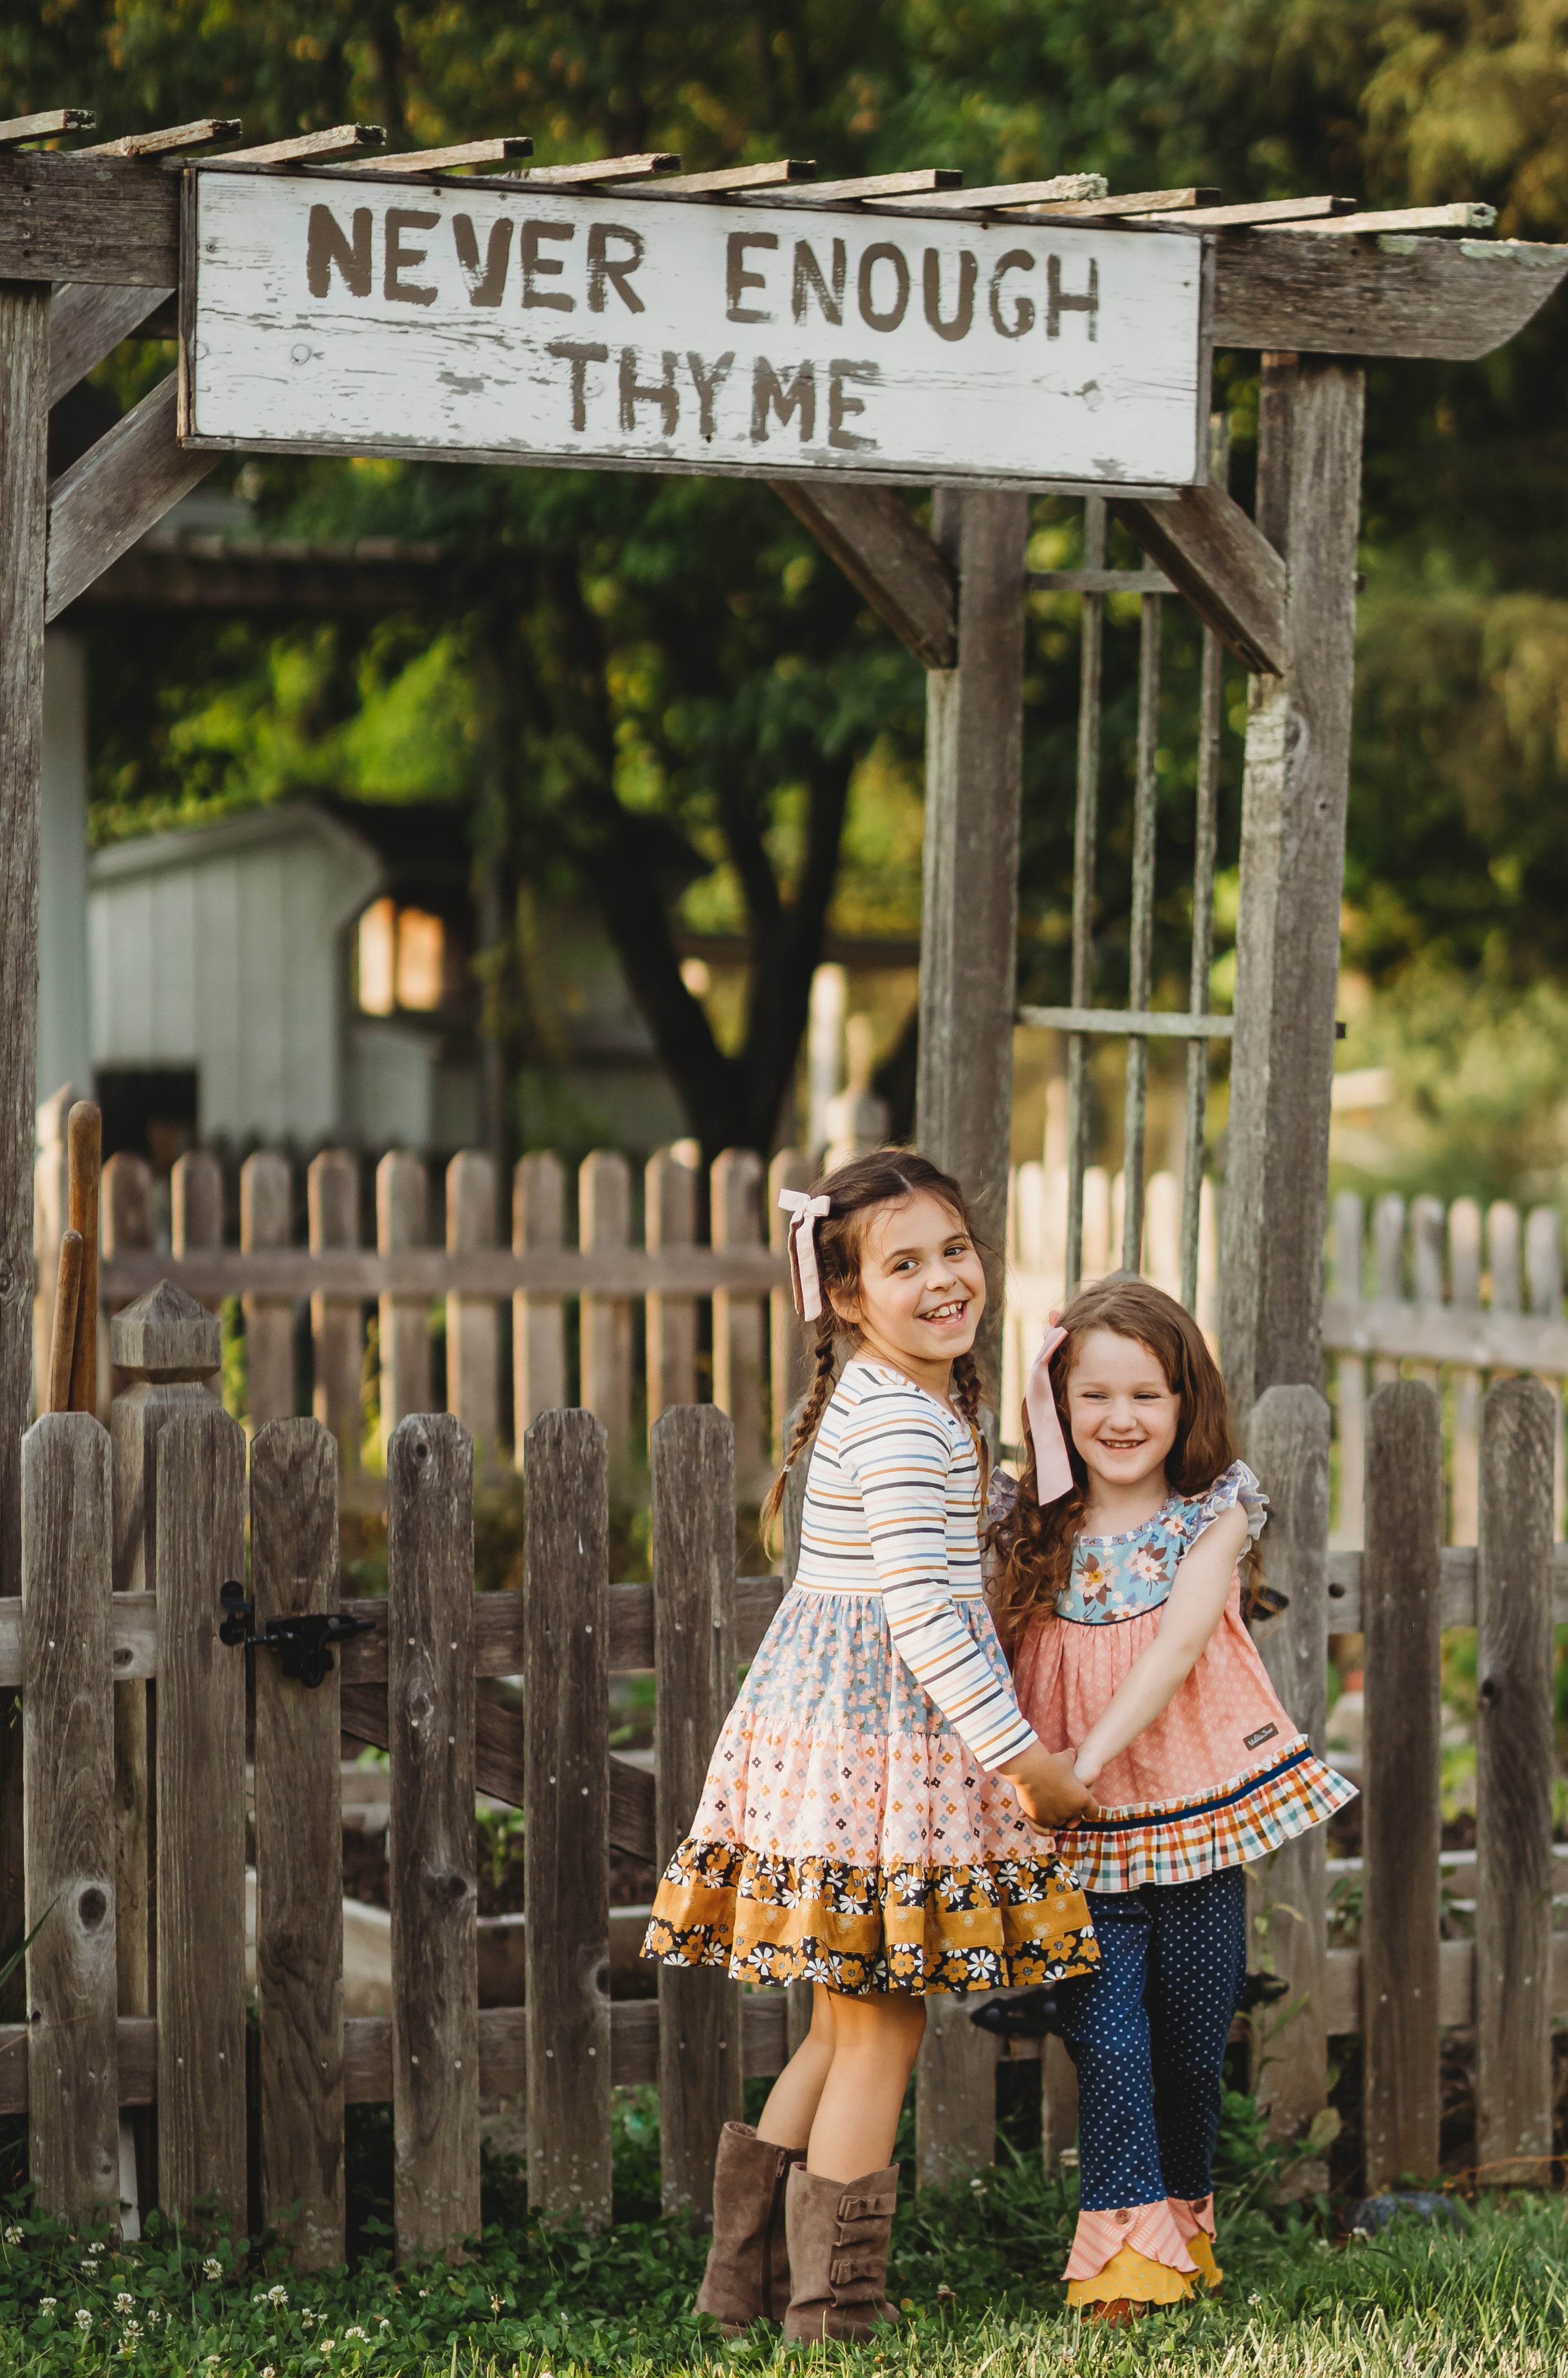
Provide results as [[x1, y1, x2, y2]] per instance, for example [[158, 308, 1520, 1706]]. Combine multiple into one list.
[[759, 1146, 993, 1548], [949, 1348, 992, 1509]]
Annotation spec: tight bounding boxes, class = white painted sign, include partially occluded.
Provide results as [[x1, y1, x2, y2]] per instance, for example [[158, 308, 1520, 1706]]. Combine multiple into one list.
[[181, 169, 1209, 490]]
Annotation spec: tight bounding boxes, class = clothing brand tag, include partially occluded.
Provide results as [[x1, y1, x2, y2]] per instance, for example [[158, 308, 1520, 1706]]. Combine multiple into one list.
[[1243, 1722, 1279, 1750]]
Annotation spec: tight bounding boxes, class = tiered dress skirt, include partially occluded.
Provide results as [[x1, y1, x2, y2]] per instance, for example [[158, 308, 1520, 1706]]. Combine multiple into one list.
[[643, 1584, 1098, 1996]]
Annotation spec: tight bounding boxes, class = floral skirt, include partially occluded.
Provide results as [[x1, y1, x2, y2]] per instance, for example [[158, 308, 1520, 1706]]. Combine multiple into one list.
[[642, 1586, 1099, 1997]]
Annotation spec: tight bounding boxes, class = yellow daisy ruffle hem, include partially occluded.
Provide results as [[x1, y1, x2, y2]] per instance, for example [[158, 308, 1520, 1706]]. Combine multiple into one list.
[[643, 1836, 1100, 1997], [1066, 2244, 1196, 2309]]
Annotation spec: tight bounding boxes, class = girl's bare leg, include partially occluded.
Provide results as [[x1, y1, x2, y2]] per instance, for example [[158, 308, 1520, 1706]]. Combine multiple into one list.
[[806, 1990, 926, 2180], [755, 1983, 837, 2151]]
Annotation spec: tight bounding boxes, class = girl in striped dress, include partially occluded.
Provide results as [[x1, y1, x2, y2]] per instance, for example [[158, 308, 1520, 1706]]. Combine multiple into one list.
[[643, 1150, 1098, 2343], [989, 1276, 1356, 2320]]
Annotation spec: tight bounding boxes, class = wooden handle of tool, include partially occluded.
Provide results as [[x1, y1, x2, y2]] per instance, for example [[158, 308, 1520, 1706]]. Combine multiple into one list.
[[47, 1231, 84, 1415], [66, 1100, 102, 1416]]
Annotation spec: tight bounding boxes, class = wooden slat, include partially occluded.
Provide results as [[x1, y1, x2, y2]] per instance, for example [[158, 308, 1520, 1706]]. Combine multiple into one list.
[[253, 1420, 345, 2267], [917, 1999, 999, 2185], [1360, 1381, 1443, 2191], [78, 120, 240, 159], [1322, 1293, 1568, 1373], [1154, 195, 1355, 228], [1003, 186, 1219, 218], [101, 1240, 789, 1301], [21, 1413, 118, 2215], [445, 1152, 498, 1465], [579, 1151, 633, 1458], [241, 1151, 295, 1429], [0, 109, 94, 145], [1475, 1377, 1556, 2183], [1211, 231, 1568, 362], [0, 154, 179, 284], [46, 374, 217, 623], [155, 1402, 247, 2228], [645, 1143, 700, 1429], [377, 1154, 431, 1456], [769, 480, 956, 672], [773, 169, 963, 203], [524, 1409, 612, 2226], [1018, 1003, 1233, 1039], [388, 1413, 478, 2260], [633, 159, 815, 193], [308, 1150, 362, 1468], [711, 1151, 767, 1496], [216, 125, 385, 166], [866, 173, 1106, 214], [1218, 356, 1363, 1428], [1110, 483, 1289, 677], [48, 283, 172, 407], [1027, 568, 1176, 594], [653, 1407, 742, 2216], [339, 139, 532, 175], [1272, 203, 1497, 238], [1246, 1386, 1331, 2161], [512, 1151, 566, 1447], [521, 154, 679, 187]]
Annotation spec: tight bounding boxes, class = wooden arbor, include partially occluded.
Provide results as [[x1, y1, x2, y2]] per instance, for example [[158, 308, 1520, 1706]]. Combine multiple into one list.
[[0, 112, 1566, 2177]]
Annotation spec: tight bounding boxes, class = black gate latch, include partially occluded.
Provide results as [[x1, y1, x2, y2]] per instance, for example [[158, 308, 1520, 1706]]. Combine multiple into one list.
[[219, 1581, 377, 1690]]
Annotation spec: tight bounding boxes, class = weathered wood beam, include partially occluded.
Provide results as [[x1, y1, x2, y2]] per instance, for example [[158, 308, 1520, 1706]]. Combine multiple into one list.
[[769, 479, 955, 670], [998, 185, 1219, 218], [217, 124, 384, 167], [0, 110, 93, 147], [1270, 202, 1496, 237], [1212, 231, 1568, 359], [0, 153, 178, 283], [1153, 195, 1356, 228], [338, 137, 533, 175], [769, 168, 963, 204], [48, 281, 172, 406], [77, 119, 239, 159], [625, 158, 813, 192], [1220, 355, 1365, 1428], [867, 173, 1105, 216], [522, 153, 679, 186], [1110, 483, 1289, 675], [46, 375, 217, 623]]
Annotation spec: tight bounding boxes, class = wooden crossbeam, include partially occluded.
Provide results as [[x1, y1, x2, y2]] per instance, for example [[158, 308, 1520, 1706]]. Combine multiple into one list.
[[45, 375, 217, 624], [867, 172, 1106, 214], [1147, 194, 1357, 227], [1110, 483, 1290, 676], [1028, 568, 1175, 594], [214, 124, 385, 166], [337, 137, 534, 175], [76, 119, 240, 158], [48, 282, 172, 406], [1211, 231, 1568, 360], [520, 152, 680, 185], [754, 168, 963, 204], [1270, 201, 1497, 237], [769, 479, 956, 671], [997, 184, 1220, 217], [622, 157, 815, 193], [0, 109, 94, 147]]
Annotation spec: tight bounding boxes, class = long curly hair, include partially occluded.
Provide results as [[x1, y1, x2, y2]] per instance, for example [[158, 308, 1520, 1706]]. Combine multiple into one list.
[[760, 1147, 990, 1542], [986, 1274, 1237, 1654]]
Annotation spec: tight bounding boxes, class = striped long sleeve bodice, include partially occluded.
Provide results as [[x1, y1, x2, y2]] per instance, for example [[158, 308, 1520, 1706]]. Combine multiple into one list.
[[792, 1359, 1038, 1771]]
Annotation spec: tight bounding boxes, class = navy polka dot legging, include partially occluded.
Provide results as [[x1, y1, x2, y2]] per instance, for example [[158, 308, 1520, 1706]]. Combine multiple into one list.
[[1053, 1867, 1249, 2212]]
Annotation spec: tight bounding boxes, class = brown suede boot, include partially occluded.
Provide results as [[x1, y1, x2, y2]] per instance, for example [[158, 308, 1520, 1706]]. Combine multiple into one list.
[[693, 2122, 803, 2335], [781, 2161, 902, 2343]]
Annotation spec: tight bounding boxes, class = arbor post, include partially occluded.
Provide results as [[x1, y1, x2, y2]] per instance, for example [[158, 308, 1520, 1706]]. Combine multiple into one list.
[[1220, 355, 1365, 1433], [914, 487, 1028, 1381]]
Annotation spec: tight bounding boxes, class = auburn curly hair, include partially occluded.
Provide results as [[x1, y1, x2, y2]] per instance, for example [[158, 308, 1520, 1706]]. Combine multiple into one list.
[[986, 1274, 1238, 1654], [760, 1147, 992, 1542]]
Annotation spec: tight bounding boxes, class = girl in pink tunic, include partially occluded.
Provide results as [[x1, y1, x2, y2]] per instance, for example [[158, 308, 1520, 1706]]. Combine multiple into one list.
[[989, 1276, 1354, 2318]]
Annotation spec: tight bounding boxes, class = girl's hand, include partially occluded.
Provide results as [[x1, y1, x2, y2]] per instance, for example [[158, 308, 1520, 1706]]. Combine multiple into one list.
[[1001, 1742, 1101, 1828]]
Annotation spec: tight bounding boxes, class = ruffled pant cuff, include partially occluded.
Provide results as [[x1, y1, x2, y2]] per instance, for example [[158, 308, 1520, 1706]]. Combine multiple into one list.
[[1063, 2198, 1223, 2304]]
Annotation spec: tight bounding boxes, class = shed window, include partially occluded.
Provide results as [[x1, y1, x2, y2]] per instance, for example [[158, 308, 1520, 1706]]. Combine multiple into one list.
[[357, 900, 449, 1015]]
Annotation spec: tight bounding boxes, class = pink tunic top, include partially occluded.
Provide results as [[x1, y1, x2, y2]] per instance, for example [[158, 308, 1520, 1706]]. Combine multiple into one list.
[[999, 1462, 1355, 1891]]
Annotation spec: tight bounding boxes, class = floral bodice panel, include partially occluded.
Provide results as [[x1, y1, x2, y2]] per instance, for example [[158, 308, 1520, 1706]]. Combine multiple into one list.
[[1055, 1462, 1268, 1625]]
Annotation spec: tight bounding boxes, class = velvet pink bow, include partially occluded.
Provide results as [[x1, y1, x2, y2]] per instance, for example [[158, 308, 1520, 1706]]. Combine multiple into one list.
[[1024, 1323, 1076, 1503], [778, 1189, 832, 1322]]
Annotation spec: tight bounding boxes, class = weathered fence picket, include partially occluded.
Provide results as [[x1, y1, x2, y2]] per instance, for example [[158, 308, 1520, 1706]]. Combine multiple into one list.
[[379, 1153, 431, 1456], [252, 1417, 344, 2266], [309, 1148, 362, 1465], [388, 1412, 479, 2257], [445, 1152, 498, 1466], [21, 1411, 118, 2218], [1360, 1380, 1443, 2192], [242, 1149, 294, 1431]]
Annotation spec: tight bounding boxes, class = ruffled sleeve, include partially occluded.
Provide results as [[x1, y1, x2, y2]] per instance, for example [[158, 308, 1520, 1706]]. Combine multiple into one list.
[[1186, 1460, 1268, 1547]]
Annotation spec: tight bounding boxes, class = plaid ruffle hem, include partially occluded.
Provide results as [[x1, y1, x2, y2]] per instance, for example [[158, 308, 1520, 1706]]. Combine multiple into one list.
[[1050, 1737, 1355, 1893]]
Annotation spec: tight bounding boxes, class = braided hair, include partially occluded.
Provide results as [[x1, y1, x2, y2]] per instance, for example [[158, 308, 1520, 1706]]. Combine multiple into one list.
[[761, 1148, 992, 1542]]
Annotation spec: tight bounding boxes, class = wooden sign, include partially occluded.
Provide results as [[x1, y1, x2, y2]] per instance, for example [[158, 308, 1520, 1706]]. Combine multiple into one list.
[[179, 168, 1210, 492]]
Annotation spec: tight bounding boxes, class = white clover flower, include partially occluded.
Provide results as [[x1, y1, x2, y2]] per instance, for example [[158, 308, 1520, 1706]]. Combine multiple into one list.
[[321, 2339, 336, 2354], [122, 2320, 142, 2339], [262, 2367, 276, 2377], [202, 2258, 223, 2280], [75, 2308, 93, 2329], [378, 2321, 390, 2334], [40, 2296, 56, 2312], [4, 2224, 22, 2243], [418, 2289, 429, 2299], [267, 2285, 289, 2306], [345, 2326, 367, 2341], [301, 2308, 318, 2327], [115, 2293, 134, 2314], [86, 2240, 105, 2256], [1249, 2291, 1263, 2306]]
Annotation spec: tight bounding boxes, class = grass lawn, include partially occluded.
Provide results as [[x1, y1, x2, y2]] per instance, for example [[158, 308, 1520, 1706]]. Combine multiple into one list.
[[0, 2092, 1562, 2377]]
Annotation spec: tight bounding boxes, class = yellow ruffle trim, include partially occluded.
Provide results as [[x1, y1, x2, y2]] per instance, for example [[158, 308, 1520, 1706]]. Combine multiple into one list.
[[1067, 2245, 1196, 2309], [1186, 2232, 1222, 2291]]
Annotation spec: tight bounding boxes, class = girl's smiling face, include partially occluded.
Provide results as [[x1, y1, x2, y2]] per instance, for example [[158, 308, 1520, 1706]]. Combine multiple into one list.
[[831, 1190, 987, 1393], [1065, 1327, 1180, 1497]]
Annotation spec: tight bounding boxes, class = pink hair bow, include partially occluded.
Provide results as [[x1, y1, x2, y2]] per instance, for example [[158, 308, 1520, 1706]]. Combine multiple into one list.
[[778, 1189, 832, 1322], [1024, 1323, 1076, 1504]]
